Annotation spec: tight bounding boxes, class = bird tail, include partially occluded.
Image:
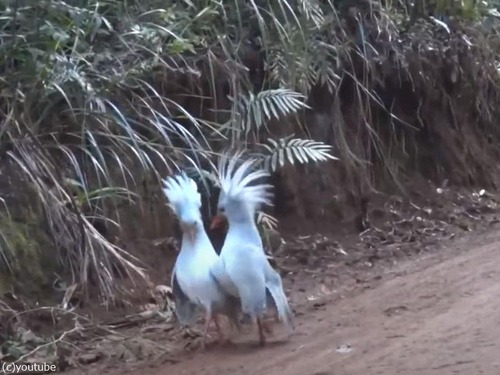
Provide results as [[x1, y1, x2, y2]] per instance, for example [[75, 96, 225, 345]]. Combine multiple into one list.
[[265, 268, 295, 332]]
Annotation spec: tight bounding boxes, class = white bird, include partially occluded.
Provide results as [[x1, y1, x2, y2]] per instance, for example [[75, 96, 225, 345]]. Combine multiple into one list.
[[209, 152, 295, 345], [161, 172, 242, 346]]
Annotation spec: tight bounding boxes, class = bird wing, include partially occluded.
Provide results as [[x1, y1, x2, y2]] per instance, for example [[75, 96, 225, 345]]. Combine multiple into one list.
[[222, 238, 295, 331], [218, 243, 270, 318], [205, 266, 243, 329], [170, 268, 201, 325], [209, 256, 240, 297]]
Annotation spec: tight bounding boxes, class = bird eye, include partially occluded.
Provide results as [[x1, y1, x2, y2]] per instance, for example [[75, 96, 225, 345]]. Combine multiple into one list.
[[219, 207, 225, 213]]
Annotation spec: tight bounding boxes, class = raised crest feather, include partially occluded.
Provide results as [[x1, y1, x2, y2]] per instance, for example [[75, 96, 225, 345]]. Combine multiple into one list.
[[161, 172, 202, 215], [217, 150, 273, 212]]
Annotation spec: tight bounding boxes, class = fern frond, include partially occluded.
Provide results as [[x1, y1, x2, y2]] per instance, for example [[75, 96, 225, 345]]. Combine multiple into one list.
[[260, 136, 339, 171]]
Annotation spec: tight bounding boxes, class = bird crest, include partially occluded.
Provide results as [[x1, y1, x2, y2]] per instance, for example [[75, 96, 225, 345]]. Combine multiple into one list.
[[217, 150, 273, 212], [161, 172, 202, 216]]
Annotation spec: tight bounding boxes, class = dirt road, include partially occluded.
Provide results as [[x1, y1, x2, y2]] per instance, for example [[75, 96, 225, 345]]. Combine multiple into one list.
[[134, 227, 500, 375]]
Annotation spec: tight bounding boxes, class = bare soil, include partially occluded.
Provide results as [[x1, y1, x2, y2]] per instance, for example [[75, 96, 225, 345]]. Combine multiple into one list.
[[155, 226, 500, 375], [63, 215, 500, 375], [164, 226, 500, 375]]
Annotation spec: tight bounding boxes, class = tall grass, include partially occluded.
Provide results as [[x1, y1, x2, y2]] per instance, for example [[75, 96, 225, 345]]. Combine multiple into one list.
[[0, 0, 338, 301], [0, 0, 499, 301]]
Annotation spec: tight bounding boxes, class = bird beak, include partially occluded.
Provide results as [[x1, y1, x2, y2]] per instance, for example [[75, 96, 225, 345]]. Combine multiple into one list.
[[210, 214, 226, 230]]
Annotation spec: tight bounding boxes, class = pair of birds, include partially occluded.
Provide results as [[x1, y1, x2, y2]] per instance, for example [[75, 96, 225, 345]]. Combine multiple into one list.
[[161, 152, 295, 347]]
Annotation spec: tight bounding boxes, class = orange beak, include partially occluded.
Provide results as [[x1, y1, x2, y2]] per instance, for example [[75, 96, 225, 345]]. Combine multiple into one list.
[[210, 214, 227, 230]]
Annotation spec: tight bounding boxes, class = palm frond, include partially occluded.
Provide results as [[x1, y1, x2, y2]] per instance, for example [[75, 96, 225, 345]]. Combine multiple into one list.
[[256, 211, 279, 231], [233, 89, 310, 136], [259, 136, 339, 172]]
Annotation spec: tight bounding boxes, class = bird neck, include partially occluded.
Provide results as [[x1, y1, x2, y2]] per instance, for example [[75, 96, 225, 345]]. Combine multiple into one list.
[[225, 215, 262, 246], [180, 228, 213, 252]]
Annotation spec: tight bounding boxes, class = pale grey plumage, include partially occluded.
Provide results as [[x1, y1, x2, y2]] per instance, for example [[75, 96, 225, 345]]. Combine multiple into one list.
[[210, 151, 295, 342], [171, 265, 201, 325], [161, 172, 242, 334]]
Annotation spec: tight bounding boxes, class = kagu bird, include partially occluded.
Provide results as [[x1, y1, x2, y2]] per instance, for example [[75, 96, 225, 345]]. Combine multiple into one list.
[[209, 152, 295, 345], [161, 172, 242, 346]]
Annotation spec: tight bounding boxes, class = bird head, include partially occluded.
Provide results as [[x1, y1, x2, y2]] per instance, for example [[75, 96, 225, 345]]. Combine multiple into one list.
[[161, 172, 203, 243], [177, 205, 202, 242], [210, 151, 273, 229]]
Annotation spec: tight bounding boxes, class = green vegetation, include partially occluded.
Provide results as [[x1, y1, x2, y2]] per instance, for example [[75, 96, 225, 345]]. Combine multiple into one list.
[[0, 0, 499, 302]]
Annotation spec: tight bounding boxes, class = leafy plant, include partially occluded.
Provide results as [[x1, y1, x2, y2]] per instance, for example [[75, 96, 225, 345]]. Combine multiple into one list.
[[233, 89, 310, 137], [259, 136, 338, 172], [0, 0, 498, 304]]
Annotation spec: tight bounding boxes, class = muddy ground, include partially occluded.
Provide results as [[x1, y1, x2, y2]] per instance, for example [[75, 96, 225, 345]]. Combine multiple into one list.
[[55, 186, 500, 375]]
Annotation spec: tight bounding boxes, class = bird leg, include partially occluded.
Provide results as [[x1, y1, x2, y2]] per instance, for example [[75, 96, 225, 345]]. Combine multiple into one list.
[[260, 305, 277, 335], [262, 319, 274, 335], [213, 313, 229, 343], [273, 306, 279, 322], [231, 315, 243, 333], [214, 314, 223, 337], [256, 318, 266, 346], [201, 311, 213, 348], [267, 304, 279, 322]]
